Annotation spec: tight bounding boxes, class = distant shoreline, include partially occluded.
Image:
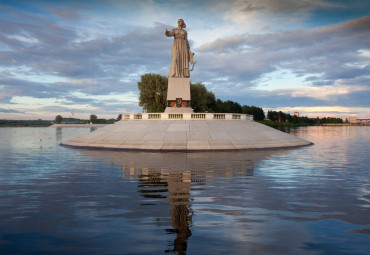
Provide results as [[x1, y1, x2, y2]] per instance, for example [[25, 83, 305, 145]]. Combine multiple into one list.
[[257, 121, 370, 127], [0, 119, 52, 127], [50, 124, 110, 128], [321, 123, 369, 126]]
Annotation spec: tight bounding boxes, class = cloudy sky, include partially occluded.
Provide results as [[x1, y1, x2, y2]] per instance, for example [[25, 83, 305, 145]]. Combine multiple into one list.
[[1, 0, 369, 120]]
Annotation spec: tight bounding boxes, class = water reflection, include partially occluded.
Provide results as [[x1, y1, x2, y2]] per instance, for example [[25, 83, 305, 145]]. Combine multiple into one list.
[[2, 127, 370, 254], [77, 150, 278, 254], [165, 172, 192, 254], [55, 127, 63, 142]]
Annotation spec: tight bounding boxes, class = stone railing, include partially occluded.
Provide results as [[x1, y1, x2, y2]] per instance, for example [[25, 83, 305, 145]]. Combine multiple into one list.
[[122, 113, 253, 121]]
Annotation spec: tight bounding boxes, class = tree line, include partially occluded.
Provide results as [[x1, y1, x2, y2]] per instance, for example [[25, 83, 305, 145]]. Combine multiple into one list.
[[266, 111, 344, 124], [0, 119, 52, 127], [54, 114, 118, 124], [267, 111, 315, 124], [137, 73, 265, 121]]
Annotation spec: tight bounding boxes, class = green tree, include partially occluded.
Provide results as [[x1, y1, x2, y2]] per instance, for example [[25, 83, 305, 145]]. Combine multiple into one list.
[[116, 114, 122, 121], [138, 73, 168, 112], [190, 82, 216, 112], [94, 118, 107, 124], [242, 105, 265, 121], [224, 100, 242, 113], [252, 106, 265, 121], [320, 117, 343, 124], [286, 114, 293, 123], [292, 115, 299, 123], [206, 91, 216, 112], [267, 111, 279, 122], [215, 99, 225, 112], [214, 99, 242, 113], [278, 111, 286, 123], [242, 105, 251, 115], [55, 115, 62, 124], [190, 82, 207, 112], [90, 114, 97, 124]]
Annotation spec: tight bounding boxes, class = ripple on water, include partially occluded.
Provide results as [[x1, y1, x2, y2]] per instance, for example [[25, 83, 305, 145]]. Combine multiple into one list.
[[0, 126, 370, 254]]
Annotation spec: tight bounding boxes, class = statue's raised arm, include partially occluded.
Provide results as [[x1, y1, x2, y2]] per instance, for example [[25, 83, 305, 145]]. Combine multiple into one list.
[[165, 29, 174, 37], [165, 19, 195, 78]]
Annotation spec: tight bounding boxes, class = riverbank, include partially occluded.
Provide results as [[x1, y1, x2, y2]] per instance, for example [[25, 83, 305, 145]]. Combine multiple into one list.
[[0, 120, 52, 127], [257, 121, 369, 128], [321, 123, 370, 126], [257, 121, 313, 128]]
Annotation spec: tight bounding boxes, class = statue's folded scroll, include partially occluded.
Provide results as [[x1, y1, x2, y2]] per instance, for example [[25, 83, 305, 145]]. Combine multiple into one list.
[[165, 19, 195, 78]]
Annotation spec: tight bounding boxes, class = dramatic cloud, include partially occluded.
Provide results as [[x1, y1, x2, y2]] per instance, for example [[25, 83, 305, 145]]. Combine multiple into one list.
[[0, 1, 369, 119], [237, 0, 342, 13], [196, 16, 370, 103], [51, 5, 90, 21]]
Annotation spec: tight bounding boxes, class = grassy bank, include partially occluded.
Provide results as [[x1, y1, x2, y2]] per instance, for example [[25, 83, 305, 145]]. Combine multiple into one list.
[[0, 120, 53, 127]]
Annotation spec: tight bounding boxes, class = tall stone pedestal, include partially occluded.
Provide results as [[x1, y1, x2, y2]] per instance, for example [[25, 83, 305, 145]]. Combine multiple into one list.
[[165, 77, 192, 113]]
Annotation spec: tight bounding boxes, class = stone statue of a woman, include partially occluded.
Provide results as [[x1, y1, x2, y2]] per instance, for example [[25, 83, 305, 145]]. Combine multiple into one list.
[[165, 19, 194, 78]]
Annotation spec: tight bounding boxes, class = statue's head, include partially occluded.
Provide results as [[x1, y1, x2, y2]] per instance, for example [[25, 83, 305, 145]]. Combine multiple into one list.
[[178, 19, 186, 28]]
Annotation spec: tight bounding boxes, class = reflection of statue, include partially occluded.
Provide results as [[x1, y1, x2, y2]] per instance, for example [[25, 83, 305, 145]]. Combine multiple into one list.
[[165, 19, 194, 78], [80, 151, 268, 254], [165, 172, 192, 254]]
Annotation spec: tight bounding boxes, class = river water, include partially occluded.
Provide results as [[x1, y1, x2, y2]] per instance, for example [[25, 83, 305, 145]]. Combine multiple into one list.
[[0, 126, 369, 254]]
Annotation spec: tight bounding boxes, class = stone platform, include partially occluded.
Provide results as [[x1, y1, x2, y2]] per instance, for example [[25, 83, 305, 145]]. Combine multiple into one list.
[[62, 113, 312, 151]]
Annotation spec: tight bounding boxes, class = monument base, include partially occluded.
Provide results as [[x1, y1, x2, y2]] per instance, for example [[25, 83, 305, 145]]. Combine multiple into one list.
[[62, 117, 313, 151], [166, 77, 192, 112]]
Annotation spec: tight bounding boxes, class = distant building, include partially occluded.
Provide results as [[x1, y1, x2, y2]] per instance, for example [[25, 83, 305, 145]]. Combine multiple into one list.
[[357, 118, 370, 124], [294, 112, 299, 117], [349, 114, 357, 124]]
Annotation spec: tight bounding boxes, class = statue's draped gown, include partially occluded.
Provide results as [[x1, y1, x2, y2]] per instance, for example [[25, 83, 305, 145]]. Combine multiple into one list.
[[167, 28, 190, 78]]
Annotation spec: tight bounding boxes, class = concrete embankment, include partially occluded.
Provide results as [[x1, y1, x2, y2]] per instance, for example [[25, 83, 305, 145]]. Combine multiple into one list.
[[62, 119, 313, 151]]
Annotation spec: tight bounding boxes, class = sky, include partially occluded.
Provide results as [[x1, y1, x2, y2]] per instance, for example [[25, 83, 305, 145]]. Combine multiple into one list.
[[0, 0, 369, 120]]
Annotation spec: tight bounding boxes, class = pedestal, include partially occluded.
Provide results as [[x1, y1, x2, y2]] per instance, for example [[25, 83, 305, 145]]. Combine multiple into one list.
[[165, 77, 192, 113]]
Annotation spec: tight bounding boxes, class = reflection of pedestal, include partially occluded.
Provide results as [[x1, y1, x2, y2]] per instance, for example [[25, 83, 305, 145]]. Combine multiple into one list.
[[165, 77, 192, 113]]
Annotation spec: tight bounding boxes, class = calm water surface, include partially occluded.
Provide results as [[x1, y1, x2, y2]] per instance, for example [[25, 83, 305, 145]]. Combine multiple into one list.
[[0, 126, 369, 254]]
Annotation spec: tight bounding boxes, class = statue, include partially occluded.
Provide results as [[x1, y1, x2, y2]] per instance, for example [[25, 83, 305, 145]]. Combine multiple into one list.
[[165, 19, 195, 78]]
